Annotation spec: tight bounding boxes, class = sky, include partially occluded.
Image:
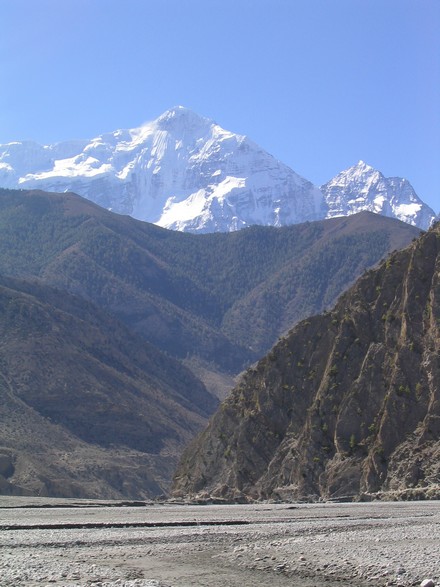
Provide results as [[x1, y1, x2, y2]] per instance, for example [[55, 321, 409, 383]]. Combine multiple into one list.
[[0, 0, 439, 211]]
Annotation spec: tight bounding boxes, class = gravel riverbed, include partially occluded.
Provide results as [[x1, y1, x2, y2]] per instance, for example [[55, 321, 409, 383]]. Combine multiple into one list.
[[0, 498, 438, 587]]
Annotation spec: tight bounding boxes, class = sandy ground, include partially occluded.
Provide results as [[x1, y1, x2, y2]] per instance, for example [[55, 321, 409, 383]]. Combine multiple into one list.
[[0, 498, 439, 587]]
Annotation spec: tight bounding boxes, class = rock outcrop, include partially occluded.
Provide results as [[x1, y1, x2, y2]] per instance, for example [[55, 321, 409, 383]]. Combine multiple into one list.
[[174, 223, 440, 501]]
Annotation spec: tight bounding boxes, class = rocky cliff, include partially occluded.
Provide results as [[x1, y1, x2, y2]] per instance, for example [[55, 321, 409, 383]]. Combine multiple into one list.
[[174, 223, 440, 501]]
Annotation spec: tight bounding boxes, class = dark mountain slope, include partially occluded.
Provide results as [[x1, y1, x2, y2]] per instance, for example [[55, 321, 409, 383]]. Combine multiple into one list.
[[0, 274, 217, 498], [174, 223, 440, 502], [221, 212, 418, 355], [0, 189, 420, 383], [0, 188, 249, 374]]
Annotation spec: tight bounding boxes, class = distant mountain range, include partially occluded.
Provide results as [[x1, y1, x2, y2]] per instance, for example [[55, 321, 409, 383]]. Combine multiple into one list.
[[0, 107, 436, 231], [0, 188, 421, 497], [174, 221, 440, 502]]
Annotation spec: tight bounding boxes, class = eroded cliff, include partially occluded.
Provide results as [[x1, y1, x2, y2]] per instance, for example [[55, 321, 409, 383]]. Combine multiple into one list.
[[174, 224, 440, 501]]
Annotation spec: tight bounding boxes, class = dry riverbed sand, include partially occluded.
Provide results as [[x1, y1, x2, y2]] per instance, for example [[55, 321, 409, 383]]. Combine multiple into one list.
[[0, 498, 438, 587]]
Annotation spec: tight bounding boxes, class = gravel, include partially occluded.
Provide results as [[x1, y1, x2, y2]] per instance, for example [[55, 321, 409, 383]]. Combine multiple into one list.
[[0, 498, 439, 587]]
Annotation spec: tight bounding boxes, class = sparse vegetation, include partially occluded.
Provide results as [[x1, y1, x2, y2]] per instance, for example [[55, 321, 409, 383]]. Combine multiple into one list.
[[175, 223, 440, 503]]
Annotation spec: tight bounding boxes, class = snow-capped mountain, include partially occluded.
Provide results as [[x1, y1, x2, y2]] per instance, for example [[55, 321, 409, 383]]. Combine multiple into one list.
[[0, 108, 435, 231], [321, 160, 436, 230], [0, 106, 325, 232]]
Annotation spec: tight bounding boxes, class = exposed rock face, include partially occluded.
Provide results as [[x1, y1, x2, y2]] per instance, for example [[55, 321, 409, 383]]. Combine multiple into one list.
[[174, 223, 440, 501]]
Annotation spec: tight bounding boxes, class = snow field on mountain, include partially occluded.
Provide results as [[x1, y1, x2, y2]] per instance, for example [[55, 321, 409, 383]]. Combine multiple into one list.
[[0, 108, 436, 231]]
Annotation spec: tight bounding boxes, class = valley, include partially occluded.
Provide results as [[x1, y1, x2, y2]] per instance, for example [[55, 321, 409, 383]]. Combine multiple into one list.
[[1, 7, 438, 587], [0, 187, 424, 499]]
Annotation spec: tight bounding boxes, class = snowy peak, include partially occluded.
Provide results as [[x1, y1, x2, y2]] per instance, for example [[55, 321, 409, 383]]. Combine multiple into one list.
[[0, 109, 435, 232], [353, 159, 375, 171], [0, 108, 326, 232], [321, 161, 436, 230], [331, 160, 382, 186], [155, 105, 213, 133]]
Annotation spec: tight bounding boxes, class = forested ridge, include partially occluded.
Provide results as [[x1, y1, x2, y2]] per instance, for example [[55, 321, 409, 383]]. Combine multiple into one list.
[[0, 188, 420, 381]]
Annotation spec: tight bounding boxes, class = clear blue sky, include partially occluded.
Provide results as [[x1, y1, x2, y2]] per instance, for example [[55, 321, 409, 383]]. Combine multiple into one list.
[[1, 0, 439, 211]]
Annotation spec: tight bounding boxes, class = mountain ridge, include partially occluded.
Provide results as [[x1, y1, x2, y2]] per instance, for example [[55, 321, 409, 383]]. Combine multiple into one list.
[[0, 188, 425, 498], [0, 107, 435, 231], [0, 188, 421, 386]]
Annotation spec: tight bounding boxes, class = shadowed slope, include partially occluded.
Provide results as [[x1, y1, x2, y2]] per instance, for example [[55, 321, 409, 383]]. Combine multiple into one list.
[[0, 274, 217, 498]]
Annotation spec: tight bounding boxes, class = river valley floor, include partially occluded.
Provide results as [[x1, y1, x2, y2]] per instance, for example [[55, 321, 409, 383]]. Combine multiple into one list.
[[0, 498, 439, 587]]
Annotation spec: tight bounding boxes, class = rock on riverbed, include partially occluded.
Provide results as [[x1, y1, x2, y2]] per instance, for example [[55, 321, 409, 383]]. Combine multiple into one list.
[[0, 498, 439, 587]]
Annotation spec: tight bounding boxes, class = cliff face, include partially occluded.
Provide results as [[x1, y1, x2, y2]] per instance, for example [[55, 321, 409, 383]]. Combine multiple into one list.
[[174, 224, 440, 501]]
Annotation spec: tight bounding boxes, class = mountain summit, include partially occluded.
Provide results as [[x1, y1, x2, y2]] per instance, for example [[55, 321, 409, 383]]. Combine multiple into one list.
[[0, 107, 325, 232], [0, 109, 435, 231], [321, 161, 435, 229]]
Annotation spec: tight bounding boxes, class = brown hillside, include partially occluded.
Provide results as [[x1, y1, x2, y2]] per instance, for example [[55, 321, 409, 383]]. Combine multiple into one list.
[[0, 275, 217, 498], [174, 223, 440, 501]]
